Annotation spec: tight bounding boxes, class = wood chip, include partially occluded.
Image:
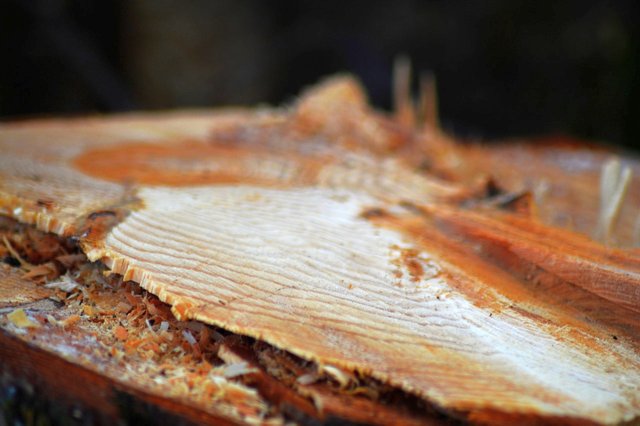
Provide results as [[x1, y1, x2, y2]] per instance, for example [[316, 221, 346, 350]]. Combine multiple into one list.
[[114, 325, 129, 341], [7, 308, 39, 328]]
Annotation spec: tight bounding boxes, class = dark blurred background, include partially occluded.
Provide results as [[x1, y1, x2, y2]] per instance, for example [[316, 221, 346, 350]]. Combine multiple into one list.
[[1, 0, 639, 150]]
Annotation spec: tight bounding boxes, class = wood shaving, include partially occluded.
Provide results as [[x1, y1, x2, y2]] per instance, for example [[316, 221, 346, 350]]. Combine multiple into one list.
[[7, 308, 39, 328]]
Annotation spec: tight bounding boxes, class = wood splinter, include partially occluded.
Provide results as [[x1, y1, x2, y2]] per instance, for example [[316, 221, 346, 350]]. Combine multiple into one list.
[[597, 157, 633, 244]]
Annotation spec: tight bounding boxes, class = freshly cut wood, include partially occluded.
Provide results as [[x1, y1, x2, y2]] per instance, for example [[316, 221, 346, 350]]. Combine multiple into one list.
[[0, 218, 447, 426], [449, 138, 640, 247], [0, 258, 277, 426], [0, 76, 639, 425]]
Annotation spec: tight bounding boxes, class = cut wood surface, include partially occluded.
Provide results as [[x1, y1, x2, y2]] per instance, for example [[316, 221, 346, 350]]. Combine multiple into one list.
[[0, 220, 449, 426], [451, 138, 640, 247], [1, 76, 639, 425]]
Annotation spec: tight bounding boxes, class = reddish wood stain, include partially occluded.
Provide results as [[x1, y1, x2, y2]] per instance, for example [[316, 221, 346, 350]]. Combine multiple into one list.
[[73, 140, 325, 187]]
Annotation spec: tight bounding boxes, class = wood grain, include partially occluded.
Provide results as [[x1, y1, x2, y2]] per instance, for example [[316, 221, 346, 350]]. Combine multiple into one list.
[[450, 137, 640, 247], [1, 76, 639, 425], [91, 185, 640, 424]]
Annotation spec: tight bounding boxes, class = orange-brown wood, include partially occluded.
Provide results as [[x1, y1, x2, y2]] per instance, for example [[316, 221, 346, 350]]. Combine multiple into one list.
[[0, 329, 239, 426], [1, 75, 639, 425]]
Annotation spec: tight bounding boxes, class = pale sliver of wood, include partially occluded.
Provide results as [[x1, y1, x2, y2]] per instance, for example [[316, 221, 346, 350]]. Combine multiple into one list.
[[0, 77, 639, 424]]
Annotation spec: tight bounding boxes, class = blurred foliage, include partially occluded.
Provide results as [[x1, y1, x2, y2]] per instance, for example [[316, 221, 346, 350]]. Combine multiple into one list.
[[1, 0, 638, 150]]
